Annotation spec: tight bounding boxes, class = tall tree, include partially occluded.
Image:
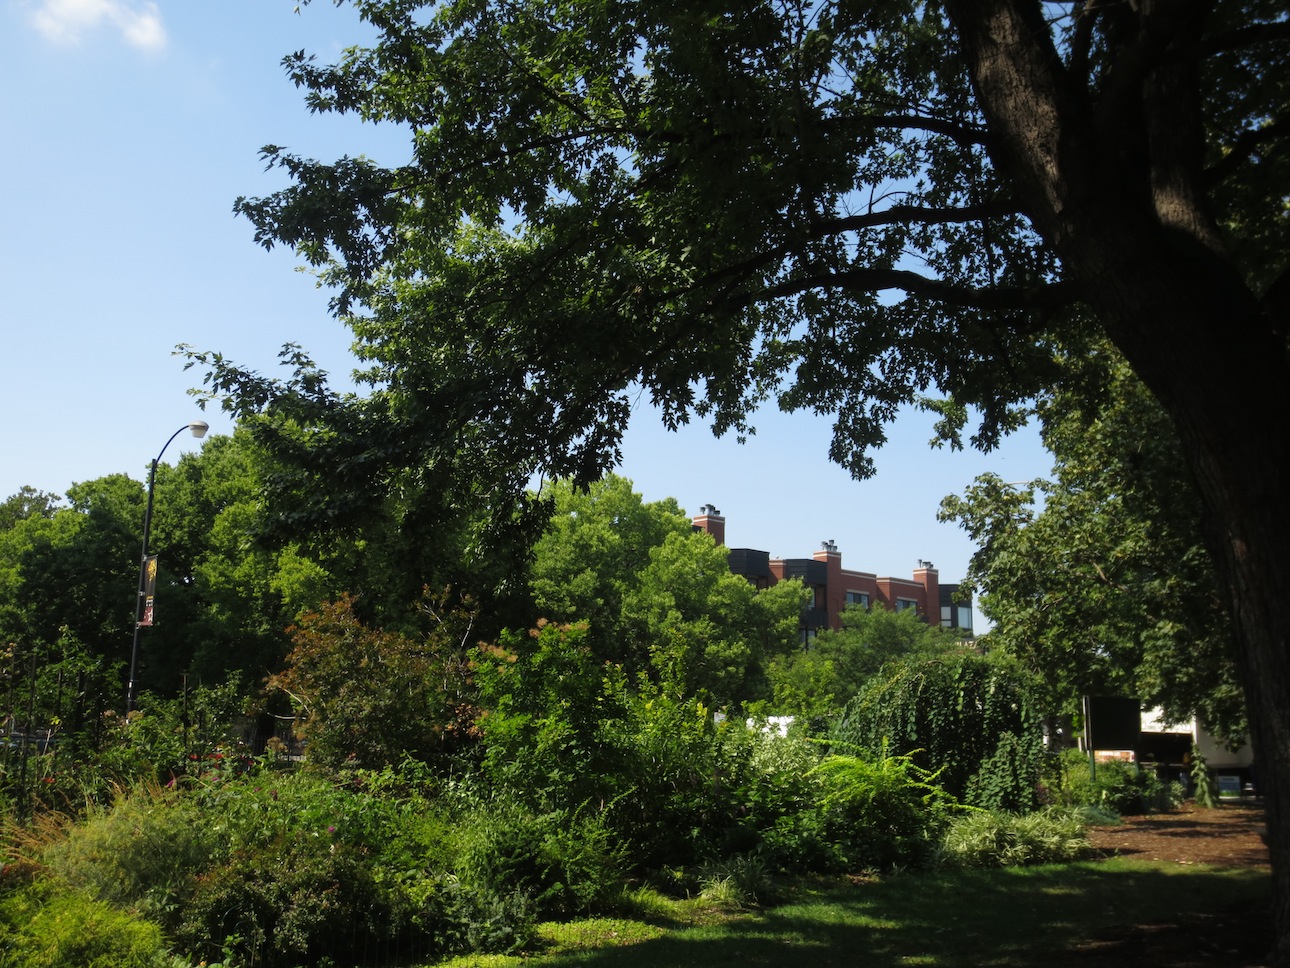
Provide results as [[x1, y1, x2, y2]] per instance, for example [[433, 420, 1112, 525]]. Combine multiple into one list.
[[940, 345, 1246, 744], [528, 475, 691, 666], [527, 475, 806, 706], [201, 2, 1290, 954]]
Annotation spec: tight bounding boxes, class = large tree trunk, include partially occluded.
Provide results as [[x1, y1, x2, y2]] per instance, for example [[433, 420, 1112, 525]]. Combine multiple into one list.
[[1091, 238, 1290, 967], [948, 1, 1290, 962]]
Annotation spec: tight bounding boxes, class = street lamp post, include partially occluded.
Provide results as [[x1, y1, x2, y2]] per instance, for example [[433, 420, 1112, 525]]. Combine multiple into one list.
[[126, 420, 209, 712]]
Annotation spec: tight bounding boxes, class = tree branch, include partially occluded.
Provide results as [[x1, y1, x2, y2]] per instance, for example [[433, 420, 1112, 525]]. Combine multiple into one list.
[[1203, 113, 1290, 189], [755, 266, 1077, 312], [1203, 19, 1290, 56], [816, 198, 1022, 235]]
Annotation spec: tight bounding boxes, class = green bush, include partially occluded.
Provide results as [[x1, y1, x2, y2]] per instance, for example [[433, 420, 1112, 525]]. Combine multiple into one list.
[[0, 881, 170, 968], [696, 851, 775, 907], [728, 730, 835, 873], [937, 807, 1091, 868], [39, 783, 217, 918], [172, 833, 412, 968], [452, 796, 627, 919], [832, 652, 1045, 812], [807, 747, 961, 872], [1049, 748, 1167, 814]]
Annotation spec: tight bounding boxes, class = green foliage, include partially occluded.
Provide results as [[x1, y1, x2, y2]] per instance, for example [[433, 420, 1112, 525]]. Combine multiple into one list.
[[269, 591, 479, 770], [808, 749, 961, 872], [607, 687, 759, 870], [525, 476, 805, 708], [0, 880, 169, 968], [1190, 746, 1220, 809], [451, 797, 628, 920], [93, 676, 245, 789], [1048, 748, 1170, 816], [172, 833, 406, 968], [937, 808, 1091, 869], [940, 350, 1246, 742], [769, 605, 962, 719], [473, 620, 625, 811], [39, 783, 217, 917], [624, 530, 769, 706], [169, 9, 1290, 953], [833, 651, 1045, 812], [528, 476, 690, 668]]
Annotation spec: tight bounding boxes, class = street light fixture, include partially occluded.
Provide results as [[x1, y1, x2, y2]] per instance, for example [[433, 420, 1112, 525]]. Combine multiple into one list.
[[126, 420, 209, 712]]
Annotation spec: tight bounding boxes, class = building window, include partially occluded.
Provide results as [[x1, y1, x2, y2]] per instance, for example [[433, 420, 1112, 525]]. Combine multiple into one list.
[[845, 591, 870, 610], [895, 598, 918, 613], [941, 604, 974, 630]]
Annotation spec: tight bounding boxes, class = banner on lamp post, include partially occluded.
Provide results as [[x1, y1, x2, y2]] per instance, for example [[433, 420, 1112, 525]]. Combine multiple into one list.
[[139, 555, 158, 627]]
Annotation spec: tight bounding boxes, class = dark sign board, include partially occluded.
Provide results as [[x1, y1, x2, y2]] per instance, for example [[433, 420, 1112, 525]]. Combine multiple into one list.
[[1084, 696, 1141, 751]]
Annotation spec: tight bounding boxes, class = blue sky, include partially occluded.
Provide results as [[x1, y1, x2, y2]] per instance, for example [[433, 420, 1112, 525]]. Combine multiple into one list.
[[0, 0, 1052, 627]]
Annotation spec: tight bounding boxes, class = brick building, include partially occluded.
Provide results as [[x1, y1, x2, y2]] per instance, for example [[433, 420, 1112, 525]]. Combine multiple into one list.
[[692, 505, 973, 640]]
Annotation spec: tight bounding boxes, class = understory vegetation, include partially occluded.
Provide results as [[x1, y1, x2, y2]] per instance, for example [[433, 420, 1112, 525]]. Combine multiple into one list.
[[0, 480, 1224, 966], [1, 694, 1189, 968]]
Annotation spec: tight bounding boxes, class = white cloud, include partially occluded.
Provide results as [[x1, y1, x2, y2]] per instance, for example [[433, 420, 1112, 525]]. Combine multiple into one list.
[[28, 0, 167, 51]]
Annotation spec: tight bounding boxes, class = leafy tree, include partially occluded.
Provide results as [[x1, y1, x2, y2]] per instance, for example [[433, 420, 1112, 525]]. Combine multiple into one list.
[[184, 348, 545, 636], [199, 2, 1290, 952], [833, 650, 1046, 813], [0, 487, 60, 531], [170, 430, 334, 689], [0, 476, 141, 678], [528, 475, 691, 667], [940, 347, 1246, 743], [526, 475, 805, 707], [624, 529, 803, 707], [270, 591, 479, 770], [770, 603, 964, 721]]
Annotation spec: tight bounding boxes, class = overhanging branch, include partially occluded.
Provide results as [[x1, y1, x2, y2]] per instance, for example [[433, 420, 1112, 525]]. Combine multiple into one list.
[[756, 266, 1077, 312]]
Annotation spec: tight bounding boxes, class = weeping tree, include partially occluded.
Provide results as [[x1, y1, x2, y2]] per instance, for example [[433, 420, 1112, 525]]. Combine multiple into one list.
[[195, 1, 1290, 956], [833, 650, 1046, 813]]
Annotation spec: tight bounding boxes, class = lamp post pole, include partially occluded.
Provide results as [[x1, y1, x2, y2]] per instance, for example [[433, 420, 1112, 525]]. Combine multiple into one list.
[[126, 421, 209, 713]]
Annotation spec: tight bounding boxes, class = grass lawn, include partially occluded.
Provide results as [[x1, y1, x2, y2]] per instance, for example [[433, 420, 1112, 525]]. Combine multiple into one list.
[[433, 859, 1270, 967]]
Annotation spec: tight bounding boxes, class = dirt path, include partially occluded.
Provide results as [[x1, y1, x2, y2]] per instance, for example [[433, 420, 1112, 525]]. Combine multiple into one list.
[[1066, 801, 1272, 966], [1085, 801, 1269, 869]]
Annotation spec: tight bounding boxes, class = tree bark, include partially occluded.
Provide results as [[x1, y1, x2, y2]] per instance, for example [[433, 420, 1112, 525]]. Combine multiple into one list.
[[947, 1, 1290, 962]]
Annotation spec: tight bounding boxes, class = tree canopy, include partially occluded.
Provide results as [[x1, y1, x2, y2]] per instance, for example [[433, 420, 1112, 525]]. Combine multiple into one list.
[[940, 345, 1246, 744], [769, 601, 962, 721], [527, 475, 806, 707]]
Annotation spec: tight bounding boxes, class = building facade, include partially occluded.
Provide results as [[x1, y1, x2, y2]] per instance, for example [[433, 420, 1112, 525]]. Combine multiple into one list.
[[692, 505, 973, 639]]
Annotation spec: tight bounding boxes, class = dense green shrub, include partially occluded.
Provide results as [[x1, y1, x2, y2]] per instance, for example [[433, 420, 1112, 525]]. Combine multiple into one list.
[[606, 690, 755, 870], [724, 729, 832, 873], [451, 796, 628, 919], [1049, 748, 1171, 814], [0, 881, 169, 968], [173, 833, 415, 968], [474, 621, 633, 813], [39, 782, 217, 917], [937, 807, 1091, 868], [808, 748, 961, 871], [832, 651, 1045, 812]]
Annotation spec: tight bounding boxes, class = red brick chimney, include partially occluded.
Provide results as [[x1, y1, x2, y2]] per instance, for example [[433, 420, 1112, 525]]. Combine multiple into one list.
[[693, 504, 726, 546]]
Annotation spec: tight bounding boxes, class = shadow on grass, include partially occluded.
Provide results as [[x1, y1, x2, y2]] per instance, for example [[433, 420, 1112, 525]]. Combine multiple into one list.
[[526, 861, 1271, 967]]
